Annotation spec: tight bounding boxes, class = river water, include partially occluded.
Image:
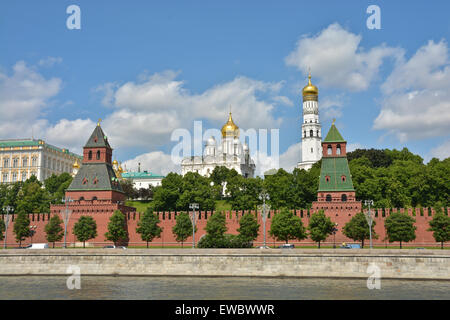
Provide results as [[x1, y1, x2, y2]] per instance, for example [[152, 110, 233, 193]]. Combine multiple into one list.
[[0, 276, 449, 300]]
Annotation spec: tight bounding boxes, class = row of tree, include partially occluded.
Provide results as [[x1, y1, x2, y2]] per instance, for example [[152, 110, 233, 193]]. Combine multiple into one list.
[[2, 207, 449, 249], [147, 148, 449, 211]]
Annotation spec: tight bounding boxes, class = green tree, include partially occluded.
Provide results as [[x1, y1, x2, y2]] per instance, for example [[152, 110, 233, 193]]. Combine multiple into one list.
[[342, 212, 378, 248], [237, 213, 260, 244], [17, 179, 50, 214], [13, 210, 30, 247], [172, 212, 195, 248], [308, 210, 335, 248], [44, 173, 73, 204], [136, 210, 162, 248], [0, 219, 5, 242], [44, 215, 64, 248], [269, 208, 307, 244], [428, 212, 450, 249], [73, 216, 98, 248], [152, 173, 184, 211], [384, 212, 416, 248], [228, 175, 263, 210], [198, 212, 228, 248], [104, 210, 128, 246], [120, 179, 138, 200]]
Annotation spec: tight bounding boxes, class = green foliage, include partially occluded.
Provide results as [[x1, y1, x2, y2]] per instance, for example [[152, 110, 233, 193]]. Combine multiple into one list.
[[385, 212, 417, 248], [104, 210, 128, 245], [342, 212, 378, 248], [44, 215, 64, 248], [237, 213, 260, 243], [177, 172, 216, 210], [0, 219, 5, 241], [269, 208, 307, 244], [172, 212, 195, 247], [17, 179, 50, 214], [73, 216, 98, 248], [121, 179, 139, 200], [13, 210, 30, 246], [44, 173, 73, 204], [428, 213, 450, 249], [308, 210, 335, 248], [198, 212, 229, 248], [136, 209, 162, 247], [227, 175, 263, 210]]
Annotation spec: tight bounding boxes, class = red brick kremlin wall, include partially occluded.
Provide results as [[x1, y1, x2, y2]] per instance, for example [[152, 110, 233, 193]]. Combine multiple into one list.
[[2, 207, 449, 248]]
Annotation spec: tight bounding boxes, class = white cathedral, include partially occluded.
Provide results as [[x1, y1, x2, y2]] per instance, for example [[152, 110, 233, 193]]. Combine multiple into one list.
[[297, 73, 322, 170], [181, 112, 256, 178]]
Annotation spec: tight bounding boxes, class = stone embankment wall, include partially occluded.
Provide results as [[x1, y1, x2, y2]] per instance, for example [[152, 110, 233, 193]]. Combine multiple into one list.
[[0, 249, 449, 280]]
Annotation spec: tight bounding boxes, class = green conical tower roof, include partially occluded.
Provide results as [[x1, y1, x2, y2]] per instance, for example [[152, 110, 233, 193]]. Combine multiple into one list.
[[323, 123, 345, 143]]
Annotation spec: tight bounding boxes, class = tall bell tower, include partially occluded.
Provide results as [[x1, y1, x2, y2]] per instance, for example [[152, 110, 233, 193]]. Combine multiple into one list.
[[297, 72, 322, 170]]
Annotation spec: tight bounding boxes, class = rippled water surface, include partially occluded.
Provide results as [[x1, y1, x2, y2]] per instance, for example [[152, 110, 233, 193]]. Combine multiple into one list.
[[0, 276, 449, 300]]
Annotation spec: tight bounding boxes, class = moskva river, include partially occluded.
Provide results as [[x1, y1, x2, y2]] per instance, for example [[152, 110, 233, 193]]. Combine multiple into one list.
[[0, 276, 449, 300]]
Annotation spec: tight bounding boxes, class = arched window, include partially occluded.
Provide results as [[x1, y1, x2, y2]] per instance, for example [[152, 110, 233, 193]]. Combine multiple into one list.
[[327, 145, 332, 155], [310, 130, 313, 137], [325, 176, 330, 182], [326, 194, 332, 202], [316, 130, 319, 137], [304, 131, 306, 138], [96, 150, 100, 160], [79, 197, 85, 201], [92, 196, 98, 201], [341, 175, 346, 182], [336, 144, 341, 155], [341, 194, 347, 202], [311, 148, 313, 153], [88, 151, 92, 160]]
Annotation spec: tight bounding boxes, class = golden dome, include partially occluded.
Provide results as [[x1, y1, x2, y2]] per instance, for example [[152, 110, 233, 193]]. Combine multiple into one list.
[[112, 159, 118, 166], [118, 165, 123, 173], [221, 112, 239, 138], [302, 72, 318, 97], [73, 159, 80, 169]]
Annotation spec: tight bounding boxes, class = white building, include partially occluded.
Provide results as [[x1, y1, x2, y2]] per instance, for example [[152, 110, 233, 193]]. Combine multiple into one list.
[[121, 171, 165, 189], [181, 112, 255, 178], [297, 73, 322, 170], [0, 139, 82, 183]]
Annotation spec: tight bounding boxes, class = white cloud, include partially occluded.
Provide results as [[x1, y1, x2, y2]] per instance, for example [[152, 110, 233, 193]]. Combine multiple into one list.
[[122, 151, 182, 176], [99, 71, 286, 148], [428, 139, 450, 160], [285, 23, 403, 91], [347, 143, 364, 152], [38, 57, 63, 67], [320, 95, 345, 120], [0, 61, 62, 137], [255, 142, 301, 176], [374, 40, 450, 141]]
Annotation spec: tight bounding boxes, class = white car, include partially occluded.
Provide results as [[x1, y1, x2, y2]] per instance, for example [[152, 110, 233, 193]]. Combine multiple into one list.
[[26, 243, 49, 249]]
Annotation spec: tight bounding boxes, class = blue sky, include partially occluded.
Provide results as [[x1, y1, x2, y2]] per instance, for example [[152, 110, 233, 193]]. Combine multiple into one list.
[[1, 0, 449, 175]]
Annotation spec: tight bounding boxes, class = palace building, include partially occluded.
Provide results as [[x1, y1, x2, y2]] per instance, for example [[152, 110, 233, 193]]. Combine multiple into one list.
[[0, 139, 82, 184], [297, 73, 322, 170], [181, 112, 255, 178]]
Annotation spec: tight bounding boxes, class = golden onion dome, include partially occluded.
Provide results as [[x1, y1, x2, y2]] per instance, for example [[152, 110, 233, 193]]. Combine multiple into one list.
[[221, 112, 239, 138], [112, 159, 118, 166], [302, 72, 318, 97], [118, 165, 123, 173], [73, 159, 80, 169]]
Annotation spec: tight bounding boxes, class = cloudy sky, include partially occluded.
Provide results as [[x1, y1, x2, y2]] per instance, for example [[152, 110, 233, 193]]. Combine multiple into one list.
[[1, 1, 449, 175]]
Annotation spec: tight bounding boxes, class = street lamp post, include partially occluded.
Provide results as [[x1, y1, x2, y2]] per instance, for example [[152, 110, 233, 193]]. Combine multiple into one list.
[[332, 223, 338, 249], [2, 206, 13, 249], [258, 192, 270, 248], [189, 203, 199, 248], [29, 225, 37, 244], [364, 200, 374, 249], [61, 197, 73, 249]]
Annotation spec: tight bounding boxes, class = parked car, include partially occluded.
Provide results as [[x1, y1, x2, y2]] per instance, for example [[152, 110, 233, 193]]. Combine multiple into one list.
[[340, 243, 361, 249], [278, 244, 295, 249], [103, 245, 127, 250], [26, 243, 49, 249], [257, 246, 271, 249]]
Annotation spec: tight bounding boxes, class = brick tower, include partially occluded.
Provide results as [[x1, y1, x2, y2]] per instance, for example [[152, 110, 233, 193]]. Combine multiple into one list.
[[50, 122, 135, 244], [312, 121, 361, 215]]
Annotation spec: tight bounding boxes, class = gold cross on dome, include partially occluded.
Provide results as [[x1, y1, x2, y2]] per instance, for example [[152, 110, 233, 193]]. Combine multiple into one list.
[[97, 118, 102, 126], [332, 118, 336, 125]]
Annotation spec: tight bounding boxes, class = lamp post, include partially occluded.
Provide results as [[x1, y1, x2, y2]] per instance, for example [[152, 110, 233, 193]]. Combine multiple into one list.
[[2, 206, 13, 249], [258, 191, 270, 248], [364, 200, 374, 249], [332, 223, 338, 249], [189, 203, 199, 248], [61, 196, 73, 249], [29, 225, 37, 244]]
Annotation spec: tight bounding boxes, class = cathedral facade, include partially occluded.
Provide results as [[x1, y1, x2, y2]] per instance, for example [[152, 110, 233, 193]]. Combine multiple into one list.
[[181, 112, 255, 178], [297, 73, 322, 170]]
